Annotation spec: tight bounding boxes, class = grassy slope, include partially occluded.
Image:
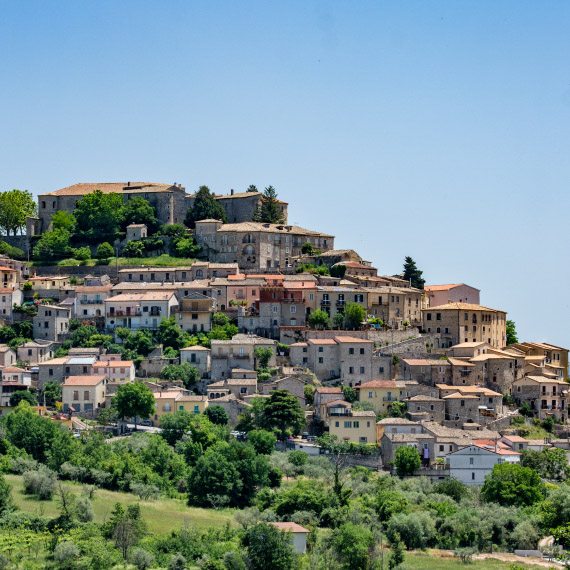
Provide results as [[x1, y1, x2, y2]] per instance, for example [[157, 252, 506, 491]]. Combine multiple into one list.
[[5, 474, 234, 535], [404, 551, 549, 570], [29, 254, 197, 268]]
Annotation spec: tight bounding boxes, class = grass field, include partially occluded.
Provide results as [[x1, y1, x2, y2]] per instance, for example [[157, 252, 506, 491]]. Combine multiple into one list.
[[29, 254, 197, 268], [5, 474, 234, 535], [403, 551, 552, 570]]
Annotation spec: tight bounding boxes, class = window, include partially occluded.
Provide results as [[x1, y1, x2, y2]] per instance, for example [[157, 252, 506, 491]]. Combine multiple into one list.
[[163, 403, 171, 412], [436, 313, 441, 320], [353, 421, 360, 428], [73, 390, 79, 401], [318, 357, 324, 364], [290, 305, 296, 314], [349, 366, 354, 374], [368, 391, 373, 398], [469, 457, 474, 465], [83, 391, 90, 401], [439, 445, 444, 452], [359, 366, 365, 374], [335, 421, 339, 427], [349, 348, 355, 355], [360, 348, 365, 354], [318, 347, 324, 353], [427, 313, 432, 321], [472, 472, 475, 481], [344, 421, 352, 428]]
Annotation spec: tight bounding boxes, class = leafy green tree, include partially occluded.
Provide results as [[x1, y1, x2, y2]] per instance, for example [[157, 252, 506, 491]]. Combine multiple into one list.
[[389, 532, 405, 569], [506, 320, 518, 345], [301, 242, 314, 255], [402, 256, 425, 289], [434, 477, 468, 502], [73, 246, 91, 260], [117, 328, 155, 357], [330, 264, 347, 278], [160, 410, 194, 446], [121, 197, 158, 232], [157, 317, 187, 350], [185, 186, 227, 228], [204, 405, 229, 426], [0, 189, 36, 235], [123, 240, 145, 257], [0, 474, 12, 514], [3, 402, 59, 462], [254, 346, 273, 370], [481, 463, 545, 507], [212, 312, 230, 327], [247, 185, 258, 193], [307, 309, 330, 330], [51, 210, 76, 233], [33, 228, 72, 260], [394, 446, 421, 477], [262, 390, 305, 440], [331, 522, 374, 570], [252, 186, 285, 224], [342, 385, 357, 403], [247, 429, 277, 455], [173, 236, 200, 257], [333, 312, 345, 329], [96, 241, 115, 259], [343, 302, 366, 330], [74, 190, 124, 243], [242, 523, 296, 570], [389, 401, 407, 418], [113, 383, 156, 430], [161, 363, 201, 389], [386, 512, 436, 550], [9, 390, 37, 407], [521, 448, 570, 481]]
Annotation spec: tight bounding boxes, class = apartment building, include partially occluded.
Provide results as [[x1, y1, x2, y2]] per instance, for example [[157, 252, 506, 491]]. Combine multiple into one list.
[[357, 379, 418, 414], [152, 390, 209, 424], [366, 286, 424, 328], [401, 359, 452, 386], [17, 340, 56, 365], [422, 302, 507, 349], [179, 346, 211, 376], [177, 292, 215, 333], [512, 375, 568, 421], [0, 367, 32, 407], [105, 291, 179, 330], [0, 287, 23, 323], [315, 286, 367, 321], [75, 285, 112, 319], [62, 375, 108, 415], [0, 346, 16, 368], [207, 378, 257, 400], [327, 403, 377, 445], [33, 304, 71, 342], [509, 342, 568, 380], [194, 220, 334, 272], [92, 359, 135, 383], [0, 265, 19, 289], [210, 334, 276, 379]]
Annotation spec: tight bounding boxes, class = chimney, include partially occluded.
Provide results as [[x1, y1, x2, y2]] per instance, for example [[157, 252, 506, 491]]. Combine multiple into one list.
[[127, 181, 130, 187], [231, 189, 234, 195]]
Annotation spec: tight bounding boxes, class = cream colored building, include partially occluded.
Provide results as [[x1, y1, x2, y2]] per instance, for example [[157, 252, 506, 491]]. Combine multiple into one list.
[[105, 291, 179, 330], [424, 284, 480, 307], [366, 286, 424, 328], [92, 360, 135, 383], [328, 408, 377, 445], [357, 379, 418, 414], [177, 292, 215, 333], [152, 390, 209, 425], [62, 375, 108, 416]]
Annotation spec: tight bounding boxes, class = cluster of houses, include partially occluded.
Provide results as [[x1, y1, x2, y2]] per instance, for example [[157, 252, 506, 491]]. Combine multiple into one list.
[[0, 182, 567, 483]]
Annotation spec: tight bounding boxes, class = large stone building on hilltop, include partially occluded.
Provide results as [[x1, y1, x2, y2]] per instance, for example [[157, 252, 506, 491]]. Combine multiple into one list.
[[31, 183, 289, 235], [194, 220, 334, 271]]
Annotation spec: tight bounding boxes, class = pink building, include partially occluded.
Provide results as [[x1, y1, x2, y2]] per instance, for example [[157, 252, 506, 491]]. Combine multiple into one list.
[[425, 284, 480, 307]]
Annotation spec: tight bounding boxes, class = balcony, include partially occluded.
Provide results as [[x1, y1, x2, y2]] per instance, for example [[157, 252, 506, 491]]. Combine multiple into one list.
[[320, 300, 331, 306], [81, 299, 104, 304], [383, 396, 396, 402], [107, 310, 142, 317]]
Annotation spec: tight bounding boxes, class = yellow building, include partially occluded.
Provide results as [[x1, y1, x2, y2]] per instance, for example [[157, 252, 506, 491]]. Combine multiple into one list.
[[328, 409, 377, 445], [356, 379, 413, 414], [152, 390, 209, 425]]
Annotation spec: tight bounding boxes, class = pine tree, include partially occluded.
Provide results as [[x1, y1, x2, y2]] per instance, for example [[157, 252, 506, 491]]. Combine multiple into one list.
[[402, 256, 425, 289], [185, 186, 227, 228], [388, 532, 405, 569], [252, 186, 285, 224]]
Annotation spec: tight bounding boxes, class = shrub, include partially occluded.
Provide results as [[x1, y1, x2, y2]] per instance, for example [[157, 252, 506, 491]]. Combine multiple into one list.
[[394, 446, 420, 477], [130, 482, 160, 501], [22, 467, 56, 500], [131, 547, 155, 570], [53, 541, 80, 570], [123, 240, 145, 258], [288, 450, 308, 468], [73, 246, 91, 260], [96, 242, 114, 259], [75, 496, 94, 522], [387, 512, 436, 550], [168, 553, 187, 570]]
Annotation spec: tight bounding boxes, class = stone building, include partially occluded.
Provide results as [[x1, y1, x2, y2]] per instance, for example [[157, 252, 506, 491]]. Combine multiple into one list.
[[422, 302, 507, 349], [35, 182, 188, 234], [126, 224, 147, 241], [177, 292, 215, 333], [424, 284, 480, 307], [33, 304, 70, 342], [366, 286, 425, 328], [204, 190, 288, 224], [512, 375, 568, 421], [194, 220, 334, 272], [210, 334, 276, 379]]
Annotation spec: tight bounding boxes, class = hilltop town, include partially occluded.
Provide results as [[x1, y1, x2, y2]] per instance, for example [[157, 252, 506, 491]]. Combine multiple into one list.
[[0, 182, 568, 568]]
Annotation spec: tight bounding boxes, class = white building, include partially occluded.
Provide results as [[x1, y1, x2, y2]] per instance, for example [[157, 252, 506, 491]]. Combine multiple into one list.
[[0, 288, 23, 323], [446, 444, 520, 485], [270, 522, 310, 554], [105, 291, 179, 330]]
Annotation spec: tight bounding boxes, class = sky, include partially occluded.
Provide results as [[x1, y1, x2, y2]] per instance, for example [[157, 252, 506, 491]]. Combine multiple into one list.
[[1, 1, 569, 347]]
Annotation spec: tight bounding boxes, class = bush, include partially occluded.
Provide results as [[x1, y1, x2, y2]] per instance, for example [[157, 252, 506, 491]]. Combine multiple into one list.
[[130, 482, 160, 501], [248, 430, 277, 455], [96, 242, 114, 259], [288, 450, 308, 468], [131, 547, 155, 570], [394, 446, 421, 477], [123, 240, 145, 258], [387, 512, 436, 549], [75, 496, 94, 522], [73, 246, 91, 260], [22, 467, 56, 500], [168, 553, 187, 570], [53, 541, 80, 570]]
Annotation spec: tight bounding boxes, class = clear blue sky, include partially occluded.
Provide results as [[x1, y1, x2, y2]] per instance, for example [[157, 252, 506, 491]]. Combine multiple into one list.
[[1, 1, 569, 347]]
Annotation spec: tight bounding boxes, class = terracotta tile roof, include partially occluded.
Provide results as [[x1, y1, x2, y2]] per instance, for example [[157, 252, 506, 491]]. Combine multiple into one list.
[[270, 522, 309, 533], [448, 357, 475, 367], [106, 292, 176, 302], [307, 339, 337, 346], [93, 361, 134, 368], [403, 358, 449, 366], [64, 375, 107, 386], [377, 417, 419, 425], [215, 222, 333, 238], [357, 380, 398, 389], [315, 386, 342, 394], [1, 366, 27, 373], [75, 286, 113, 293], [425, 302, 505, 313], [44, 182, 174, 196], [0, 266, 17, 272], [326, 399, 351, 407]]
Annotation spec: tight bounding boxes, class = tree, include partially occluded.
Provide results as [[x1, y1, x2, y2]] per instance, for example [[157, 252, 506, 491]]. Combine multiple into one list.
[[521, 448, 570, 481], [9, 390, 37, 407], [123, 240, 145, 258], [394, 446, 421, 477], [157, 317, 187, 350], [342, 302, 366, 330], [74, 190, 124, 243], [0, 474, 12, 515], [307, 309, 330, 330], [402, 256, 425, 289], [121, 197, 158, 232], [481, 463, 545, 507], [51, 210, 76, 233], [254, 346, 273, 370], [33, 228, 72, 260], [185, 186, 227, 228], [389, 401, 407, 418], [242, 523, 296, 570], [160, 363, 201, 389], [113, 382, 155, 430], [53, 541, 80, 570], [252, 186, 285, 224], [262, 390, 305, 440], [173, 237, 199, 258], [387, 512, 436, 550], [301, 242, 314, 255], [247, 429, 277, 455], [506, 320, 518, 345], [342, 385, 357, 403], [96, 241, 115, 259], [330, 264, 347, 278], [204, 405, 229, 426], [331, 522, 374, 570], [0, 189, 36, 235], [389, 532, 405, 569], [160, 410, 194, 446], [247, 185, 258, 193]]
